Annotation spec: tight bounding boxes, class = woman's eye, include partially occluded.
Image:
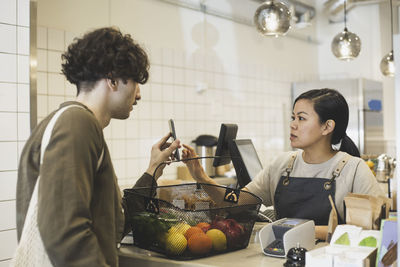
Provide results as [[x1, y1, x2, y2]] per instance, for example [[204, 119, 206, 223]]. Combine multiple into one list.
[[290, 116, 295, 121], [298, 116, 305, 121]]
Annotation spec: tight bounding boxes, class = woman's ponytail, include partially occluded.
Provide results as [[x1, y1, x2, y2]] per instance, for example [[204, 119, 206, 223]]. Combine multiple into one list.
[[339, 135, 360, 157]]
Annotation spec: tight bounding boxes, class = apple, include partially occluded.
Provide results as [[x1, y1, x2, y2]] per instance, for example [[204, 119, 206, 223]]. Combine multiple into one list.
[[210, 217, 229, 233], [210, 217, 246, 248]]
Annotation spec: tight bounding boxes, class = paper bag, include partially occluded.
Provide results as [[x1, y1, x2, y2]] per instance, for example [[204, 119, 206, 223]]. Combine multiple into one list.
[[344, 193, 391, 230], [326, 194, 338, 242]]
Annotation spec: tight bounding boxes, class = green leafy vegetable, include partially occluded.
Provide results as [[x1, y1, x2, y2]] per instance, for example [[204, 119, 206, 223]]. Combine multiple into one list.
[[131, 212, 180, 247]]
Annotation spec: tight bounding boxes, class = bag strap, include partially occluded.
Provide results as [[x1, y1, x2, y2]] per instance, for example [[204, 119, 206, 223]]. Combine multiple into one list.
[[40, 104, 104, 170]]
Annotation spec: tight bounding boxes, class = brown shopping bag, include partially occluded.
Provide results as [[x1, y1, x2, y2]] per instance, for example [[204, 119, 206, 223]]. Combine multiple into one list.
[[326, 195, 338, 243], [344, 193, 391, 230]]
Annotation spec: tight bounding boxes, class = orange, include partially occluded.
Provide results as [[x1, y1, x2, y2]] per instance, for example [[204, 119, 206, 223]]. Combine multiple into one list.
[[196, 222, 211, 233], [184, 226, 203, 240], [187, 233, 212, 255]]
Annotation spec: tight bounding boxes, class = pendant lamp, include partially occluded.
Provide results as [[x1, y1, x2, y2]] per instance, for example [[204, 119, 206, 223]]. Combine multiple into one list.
[[254, 0, 291, 37], [380, 0, 395, 77], [331, 0, 361, 61]]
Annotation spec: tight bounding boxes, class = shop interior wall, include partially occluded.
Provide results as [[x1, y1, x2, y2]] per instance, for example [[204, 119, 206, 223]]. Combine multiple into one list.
[[0, 0, 30, 265], [35, 0, 320, 187], [3, 0, 395, 264]]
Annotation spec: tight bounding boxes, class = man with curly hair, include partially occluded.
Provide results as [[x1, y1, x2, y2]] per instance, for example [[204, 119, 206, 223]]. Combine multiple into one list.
[[15, 27, 179, 266]]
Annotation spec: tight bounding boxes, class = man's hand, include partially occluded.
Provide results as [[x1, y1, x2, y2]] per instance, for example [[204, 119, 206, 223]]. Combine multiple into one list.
[[146, 132, 180, 180]]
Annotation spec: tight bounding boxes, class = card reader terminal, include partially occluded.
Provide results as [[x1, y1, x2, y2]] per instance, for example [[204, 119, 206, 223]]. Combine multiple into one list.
[[259, 218, 315, 258]]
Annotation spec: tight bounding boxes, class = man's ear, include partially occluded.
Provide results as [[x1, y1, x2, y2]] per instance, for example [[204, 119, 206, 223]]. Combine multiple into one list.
[[106, 78, 118, 91], [322, 119, 335, 136]]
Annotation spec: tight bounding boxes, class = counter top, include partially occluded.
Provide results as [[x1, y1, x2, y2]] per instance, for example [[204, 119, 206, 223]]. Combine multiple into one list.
[[118, 223, 315, 267], [119, 242, 285, 267]]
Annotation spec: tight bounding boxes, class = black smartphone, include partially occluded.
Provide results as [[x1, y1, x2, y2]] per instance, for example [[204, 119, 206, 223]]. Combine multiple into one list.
[[168, 119, 180, 160]]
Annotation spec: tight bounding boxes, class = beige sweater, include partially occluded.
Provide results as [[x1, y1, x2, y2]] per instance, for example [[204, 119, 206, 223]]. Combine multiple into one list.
[[17, 101, 155, 267], [246, 150, 384, 219]]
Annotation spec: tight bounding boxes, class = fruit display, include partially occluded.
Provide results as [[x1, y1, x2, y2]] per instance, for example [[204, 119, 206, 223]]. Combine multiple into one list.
[[130, 208, 254, 259], [160, 217, 249, 257], [365, 159, 376, 176]]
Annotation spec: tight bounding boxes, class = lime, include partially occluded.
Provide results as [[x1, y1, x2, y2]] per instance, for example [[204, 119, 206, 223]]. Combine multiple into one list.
[[206, 229, 227, 251], [165, 233, 187, 255]]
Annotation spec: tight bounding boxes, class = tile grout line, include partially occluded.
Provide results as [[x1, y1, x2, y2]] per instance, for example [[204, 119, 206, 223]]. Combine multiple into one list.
[[16, 0, 20, 177]]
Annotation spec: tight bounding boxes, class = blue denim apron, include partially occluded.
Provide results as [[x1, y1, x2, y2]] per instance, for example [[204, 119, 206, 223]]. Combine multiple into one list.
[[274, 153, 350, 225]]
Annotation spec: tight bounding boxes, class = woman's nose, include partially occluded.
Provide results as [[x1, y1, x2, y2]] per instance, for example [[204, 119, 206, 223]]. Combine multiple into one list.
[[290, 120, 297, 129]]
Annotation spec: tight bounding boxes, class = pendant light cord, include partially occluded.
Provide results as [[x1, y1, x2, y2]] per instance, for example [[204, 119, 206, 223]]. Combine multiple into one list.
[[390, 0, 393, 51], [344, 0, 347, 30]]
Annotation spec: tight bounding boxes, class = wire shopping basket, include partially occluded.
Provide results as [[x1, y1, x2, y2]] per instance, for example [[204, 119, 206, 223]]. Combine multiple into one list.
[[123, 182, 262, 260]]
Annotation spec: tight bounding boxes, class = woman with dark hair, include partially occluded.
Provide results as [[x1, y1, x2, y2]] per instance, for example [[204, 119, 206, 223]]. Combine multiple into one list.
[[182, 88, 383, 239]]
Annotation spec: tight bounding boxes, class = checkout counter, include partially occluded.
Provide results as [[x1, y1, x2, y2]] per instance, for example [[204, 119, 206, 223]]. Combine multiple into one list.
[[118, 222, 324, 267]]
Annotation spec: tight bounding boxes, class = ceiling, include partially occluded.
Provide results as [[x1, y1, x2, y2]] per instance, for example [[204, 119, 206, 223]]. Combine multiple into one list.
[[324, 0, 400, 22]]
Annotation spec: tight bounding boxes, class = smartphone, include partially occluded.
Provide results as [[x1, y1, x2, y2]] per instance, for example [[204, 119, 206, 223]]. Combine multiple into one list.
[[168, 119, 180, 160]]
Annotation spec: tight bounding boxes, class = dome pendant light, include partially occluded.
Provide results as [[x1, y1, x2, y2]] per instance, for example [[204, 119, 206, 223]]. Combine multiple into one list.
[[380, 0, 395, 77], [331, 0, 361, 61], [254, 0, 292, 37]]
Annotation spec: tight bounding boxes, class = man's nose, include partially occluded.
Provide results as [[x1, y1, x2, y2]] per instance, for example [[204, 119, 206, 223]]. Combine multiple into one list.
[[136, 85, 141, 101]]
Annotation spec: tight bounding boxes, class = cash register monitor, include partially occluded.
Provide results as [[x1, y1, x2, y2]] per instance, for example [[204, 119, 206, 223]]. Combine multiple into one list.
[[229, 139, 263, 188], [212, 123, 238, 167]]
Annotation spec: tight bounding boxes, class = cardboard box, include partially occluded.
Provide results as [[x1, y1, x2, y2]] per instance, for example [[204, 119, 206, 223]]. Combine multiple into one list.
[[306, 225, 379, 267], [306, 245, 377, 267]]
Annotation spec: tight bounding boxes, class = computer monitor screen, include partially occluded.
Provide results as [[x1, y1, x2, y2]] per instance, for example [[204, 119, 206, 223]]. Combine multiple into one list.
[[212, 124, 238, 167], [230, 139, 263, 188]]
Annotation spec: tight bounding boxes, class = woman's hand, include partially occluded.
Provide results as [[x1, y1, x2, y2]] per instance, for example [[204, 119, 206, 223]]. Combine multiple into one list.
[[182, 144, 209, 182], [146, 132, 180, 180]]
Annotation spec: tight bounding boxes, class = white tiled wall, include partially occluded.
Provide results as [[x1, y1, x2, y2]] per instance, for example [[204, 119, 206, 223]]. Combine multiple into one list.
[[0, 0, 30, 264], [36, 26, 317, 188]]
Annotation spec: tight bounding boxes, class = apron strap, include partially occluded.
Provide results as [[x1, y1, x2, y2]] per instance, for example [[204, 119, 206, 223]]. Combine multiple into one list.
[[282, 153, 297, 185], [285, 153, 297, 175], [324, 154, 352, 190], [332, 154, 351, 178]]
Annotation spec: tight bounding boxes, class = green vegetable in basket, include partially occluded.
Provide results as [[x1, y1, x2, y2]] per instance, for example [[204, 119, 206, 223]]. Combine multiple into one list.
[[358, 236, 377, 247], [334, 232, 350, 246], [132, 212, 180, 247]]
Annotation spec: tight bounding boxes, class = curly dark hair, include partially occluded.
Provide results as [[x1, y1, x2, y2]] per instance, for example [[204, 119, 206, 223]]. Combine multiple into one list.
[[62, 27, 149, 93]]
